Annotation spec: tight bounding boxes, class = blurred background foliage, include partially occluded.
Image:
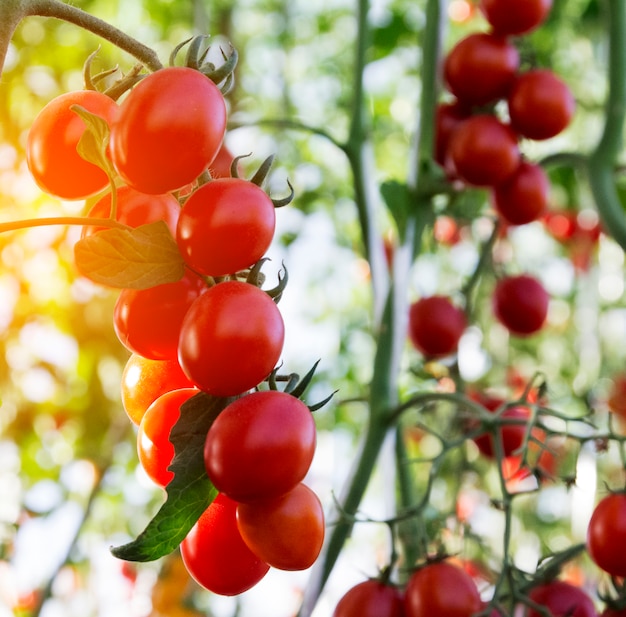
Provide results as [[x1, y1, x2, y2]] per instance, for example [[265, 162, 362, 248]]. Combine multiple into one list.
[[0, 0, 624, 616]]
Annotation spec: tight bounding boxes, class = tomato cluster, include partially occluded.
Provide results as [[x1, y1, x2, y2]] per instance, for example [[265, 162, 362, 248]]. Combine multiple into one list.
[[25, 59, 324, 597]]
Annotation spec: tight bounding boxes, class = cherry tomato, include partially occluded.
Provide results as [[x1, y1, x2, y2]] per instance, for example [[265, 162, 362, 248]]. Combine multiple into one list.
[[204, 390, 316, 502], [114, 271, 207, 361], [480, 0, 552, 36], [493, 274, 549, 336], [607, 373, 626, 418], [473, 405, 530, 459], [178, 281, 284, 396], [81, 186, 180, 240], [526, 581, 596, 617], [447, 115, 520, 187], [587, 492, 626, 578], [508, 69, 575, 141], [601, 608, 626, 617], [208, 142, 241, 178], [26, 90, 118, 200], [404, 561, 481, 617], [177, 178, 276, 277], [408, 296, 467, 358], [137, 388, 197, 487], [236, 483, 324, 571], [121, 354, 196, 425], [443, 33, 519, 107], [333, 579, 405, 617], [180, 493, 270, 596], [434, 101, 471, 168], [110, 67, 227, 194], [492, 161, 549, 226]]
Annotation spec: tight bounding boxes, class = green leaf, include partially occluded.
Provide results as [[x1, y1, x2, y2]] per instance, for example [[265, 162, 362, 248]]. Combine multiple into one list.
[[111, 392, 231, 562], [74, 221, 186, 289], [71, 104, 115, 178], [381, 180, 411, 241]]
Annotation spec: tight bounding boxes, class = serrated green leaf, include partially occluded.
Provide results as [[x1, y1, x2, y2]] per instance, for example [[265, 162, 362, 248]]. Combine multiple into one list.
[[71, 104, 115, 178], [74, 221, 186, 289], [111, 392, 232, 562]]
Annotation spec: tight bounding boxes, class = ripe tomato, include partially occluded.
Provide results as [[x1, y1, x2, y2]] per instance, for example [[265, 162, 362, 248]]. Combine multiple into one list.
[[26, 90, 118, 200], [492, 161, 549, 226], [447, 115, 520, 187], [607, 373, 626, 418], [602, 608, 626, 617], [177, 178, 276, 277], [434, 101, 471, 168], [473, 405, 530, 459], [333, 579, 405, 617], [508, 69, 575, 141], [81, 186, 180, 239], [587, 493, 626, 578], [114, 271, 207, 361], [408, 296, 467, 358], [204, 390, 316, 502], [208, 142, 240, 178], [526, 581, 596, 617], [480, 0, 553, 36], [404, 561, 481, 617], [236, 483, 324, 571], [137, 388, 197, 487], [178, 281, 284, 396], [121, 354, 195, 425], [493, 274, 549, 336], [443, 33, 519, 107], [180, 493, 269, 596], [110, 67, 227, 194]]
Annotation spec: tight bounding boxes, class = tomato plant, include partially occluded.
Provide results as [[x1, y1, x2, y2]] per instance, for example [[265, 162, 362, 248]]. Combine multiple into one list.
[[526, 581, 597, 617], [333, 579, 405, 617], [492, 274, 549, 336], [479, 0, 553, 36], [204, 390, 316, 502], [473, 405, 530, 459], [587, 492, 626, 578], [434, 102, 471, 168]]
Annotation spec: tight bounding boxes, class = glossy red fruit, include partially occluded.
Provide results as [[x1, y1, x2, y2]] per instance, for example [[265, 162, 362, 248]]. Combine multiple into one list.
[[408, 296, 467, 358], [607, 373, 626, 418], [333, 579, 406, 617], [492, 161, 549, 226], [526, 581, 596, 617], [447, 115, 520, 187], [508, 69, 575, 141], [493, 274, 549, 336], [587, 493, 626, 578], [434, 101, 471, 167], [480, 0, 553, 36], [443, 33, 520, 107], [473, 405, 530, 459]]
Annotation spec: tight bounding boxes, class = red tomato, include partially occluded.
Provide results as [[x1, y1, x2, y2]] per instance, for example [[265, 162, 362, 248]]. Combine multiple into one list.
[[110, 67, 227, 194], [607, 373, 626, 418], [587, 493, 626, 578], [508, 69, 575, 141], [480, 0, 553, 36], [434, 101, 471, 168], [404, 561, 482, 617], [114, 271, 207, 361], [447, 115, 520, 187], [137, 388, 197, 487], [81, 186, 180, 239], [443, 33, 520, 107], [181, 494, 270, 596], [236, 483, 324, 571], [204, 390, 316, 502], [208, 142, 240, 178], [492, 161, 549, 226], [178, 281, 284, 396], [333, 579, 406, 617], [26, 90, 118, 200], [526, 581, 596, 617], [121, 354, 195, 425], [408, 296, 467, 358], [601, 609, 626, 617], [177, 178, 276, 277], [473, 405, 530, 459], [493, 274, 549, 336]]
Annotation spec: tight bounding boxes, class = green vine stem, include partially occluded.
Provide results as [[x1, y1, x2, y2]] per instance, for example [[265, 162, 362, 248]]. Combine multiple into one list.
[[0, 216, 131, 234], [0, 0, 163, 77], [587, 0, 626, 250]]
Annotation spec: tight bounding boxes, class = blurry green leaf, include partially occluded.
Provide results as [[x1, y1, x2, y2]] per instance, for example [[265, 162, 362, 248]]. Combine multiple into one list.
[[74, 221, 186, 289], [71, 104, 115, 178], [111, 392, 231, 562], [381, 180, 410, 240]]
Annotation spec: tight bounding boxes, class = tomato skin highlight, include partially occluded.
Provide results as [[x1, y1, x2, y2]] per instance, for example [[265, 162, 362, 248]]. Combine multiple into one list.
[[493, 274, 549, 337], [177, 178, 276, 276], [204, 390, 316, 503], [181, 494, 270, 596], [526, 581, 596, 617], [178, 281, 285, 396], [480, 0, 553, 36], [333, 579, 406, 617], [587, 493, 626, 578], [110, 66, 227, 194], [27, 90, 118, 200]]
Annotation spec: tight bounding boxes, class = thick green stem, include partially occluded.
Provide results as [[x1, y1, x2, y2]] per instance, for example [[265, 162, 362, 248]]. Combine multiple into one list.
[[588, 0, 626, 249]]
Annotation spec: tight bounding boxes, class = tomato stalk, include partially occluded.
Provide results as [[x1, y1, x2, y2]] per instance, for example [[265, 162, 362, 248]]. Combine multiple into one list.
[[0, 216, 132, 234]]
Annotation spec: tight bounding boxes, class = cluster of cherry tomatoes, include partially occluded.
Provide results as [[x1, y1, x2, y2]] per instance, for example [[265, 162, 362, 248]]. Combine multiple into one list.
[[25, 61, 324, 596]]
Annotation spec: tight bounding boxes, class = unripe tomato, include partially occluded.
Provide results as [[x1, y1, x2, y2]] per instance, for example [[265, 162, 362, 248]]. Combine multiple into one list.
[[27, 90, 118, 200], [333, 579, 405, 617], [587, 493, 626, 578], [493, 274, 549, 336], [181, 494, 269, 596], [526, 581, 596, 617], [480, 0, 553, 36], [110, 67, 227, 194], [443, 33, 519, 107]]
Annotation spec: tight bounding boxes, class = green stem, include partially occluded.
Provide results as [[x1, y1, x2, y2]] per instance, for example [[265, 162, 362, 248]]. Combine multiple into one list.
[[588, 0, 626, 249], [0, 216, 131, 234]]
